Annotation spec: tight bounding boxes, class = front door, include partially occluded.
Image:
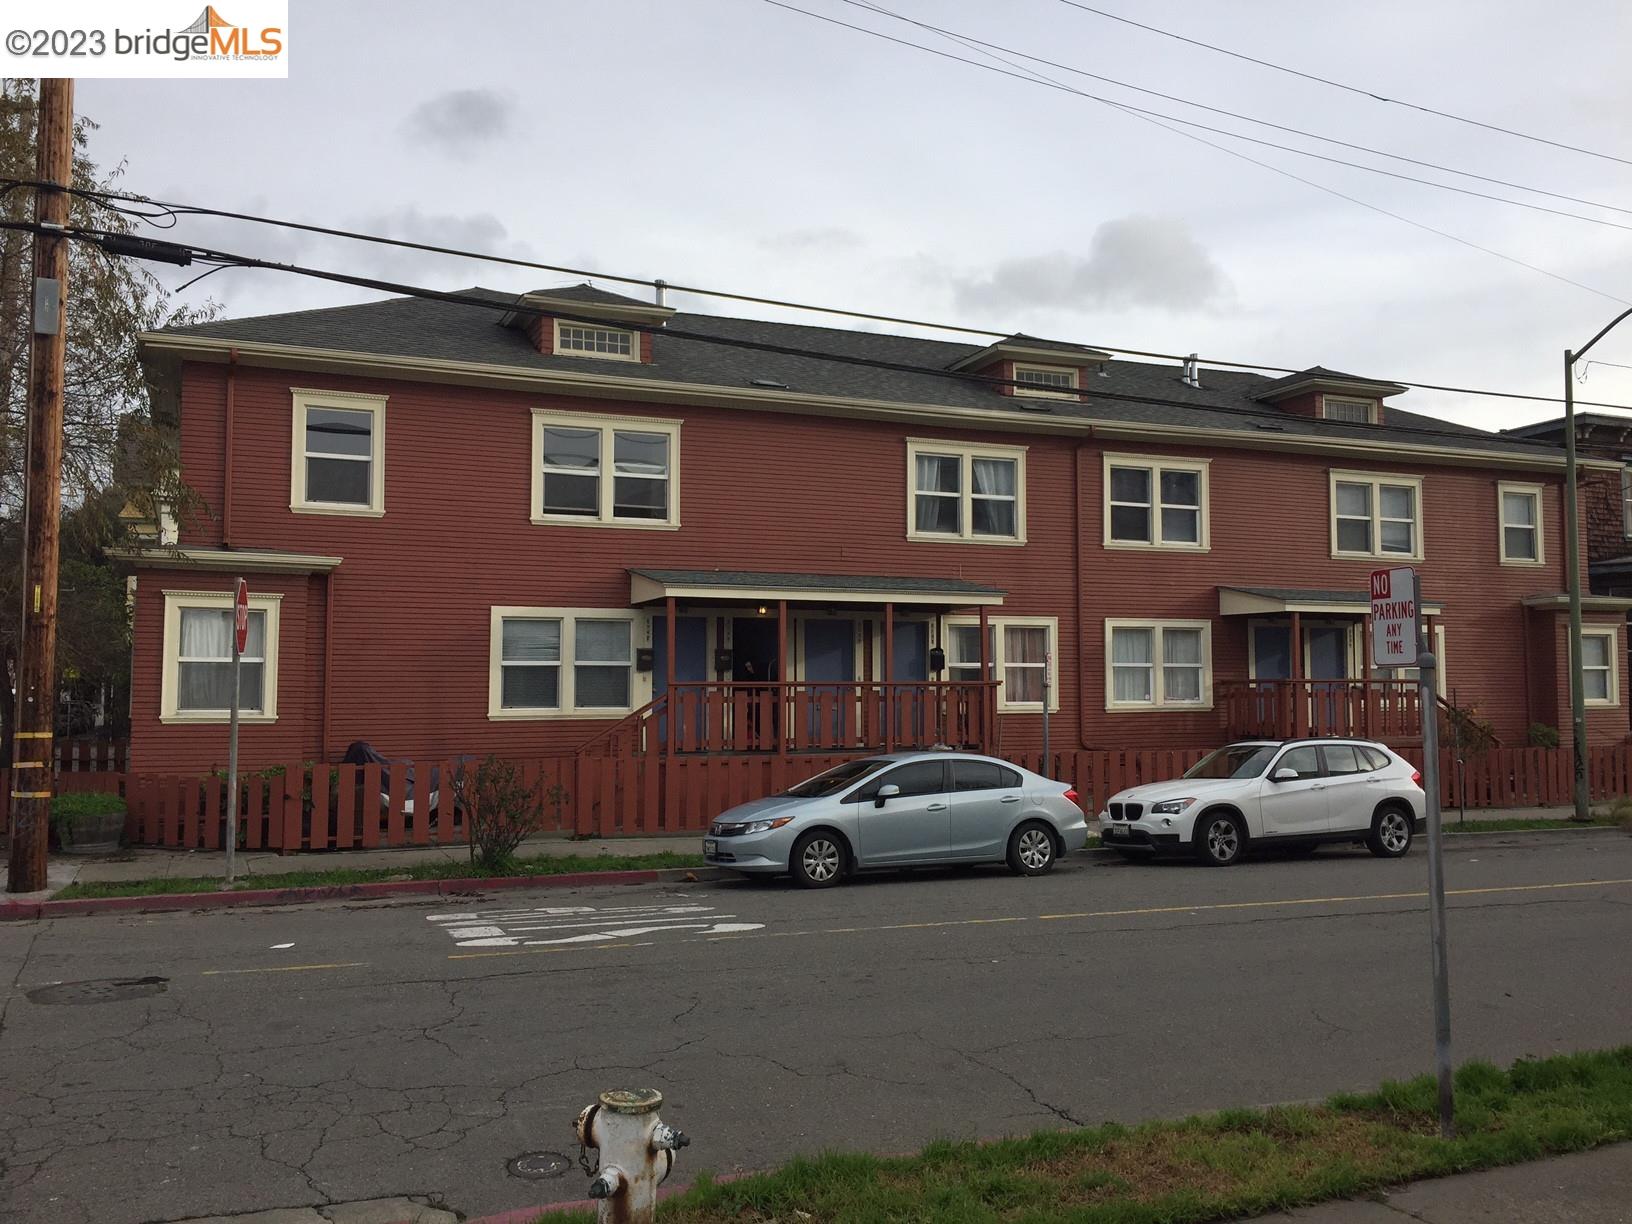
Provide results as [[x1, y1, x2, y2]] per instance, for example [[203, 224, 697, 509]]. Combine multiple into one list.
[[1306, 626, 1350, 733], [851, 758, 951, 865], [1258, 744, 1330, 837], [803, 619, 856, 746], [888, 620, 930, 746], [653, 615, 709, 747], [730, 617, 780, 750]]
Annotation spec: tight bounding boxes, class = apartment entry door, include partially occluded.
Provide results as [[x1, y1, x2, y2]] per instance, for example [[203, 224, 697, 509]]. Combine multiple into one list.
[[652, 615, 709, 746], [1252, 621, 1352, 730], [802, 618, 858, 745]]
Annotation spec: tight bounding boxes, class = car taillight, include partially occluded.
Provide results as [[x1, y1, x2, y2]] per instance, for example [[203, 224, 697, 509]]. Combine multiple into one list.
[[1411, 769, 1423, 786], [1063, 787, 1080, 804]]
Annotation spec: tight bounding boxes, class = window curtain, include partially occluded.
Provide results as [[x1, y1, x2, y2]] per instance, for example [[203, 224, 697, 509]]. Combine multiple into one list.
[[1111, 628, 1153, 702], [1004, 626, 1046, 703], [1162, 629, 1203, 702]]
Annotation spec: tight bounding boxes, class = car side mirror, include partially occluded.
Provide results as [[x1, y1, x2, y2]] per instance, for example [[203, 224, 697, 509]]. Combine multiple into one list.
[[1271, 767, 1299, 782], [874, 783, 901, 808]]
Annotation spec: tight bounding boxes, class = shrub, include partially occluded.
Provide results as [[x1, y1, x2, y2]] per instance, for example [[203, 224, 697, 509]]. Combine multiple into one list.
[[453, 755, 564, 871], [48, 791, 127, 830], [1527, 722, 1561, 749]]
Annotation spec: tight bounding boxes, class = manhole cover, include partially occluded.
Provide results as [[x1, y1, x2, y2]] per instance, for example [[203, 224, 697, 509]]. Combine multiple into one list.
[[507, 1151, 571, 1180], [26, 976, 168, 1006]]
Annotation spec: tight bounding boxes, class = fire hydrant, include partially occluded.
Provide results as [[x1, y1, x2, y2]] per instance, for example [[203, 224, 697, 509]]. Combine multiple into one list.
[[575, 1088, 689, 1222]]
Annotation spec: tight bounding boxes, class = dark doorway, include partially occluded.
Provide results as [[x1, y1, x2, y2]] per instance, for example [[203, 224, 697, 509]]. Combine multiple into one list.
[[731, 617, 780, 682]]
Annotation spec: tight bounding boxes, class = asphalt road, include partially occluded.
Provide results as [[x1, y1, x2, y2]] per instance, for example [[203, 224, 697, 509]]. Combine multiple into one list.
[[2, 830, 1630, 1223]]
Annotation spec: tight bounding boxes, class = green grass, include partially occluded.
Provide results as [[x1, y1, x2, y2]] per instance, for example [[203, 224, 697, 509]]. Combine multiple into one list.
[[1445, 817, 1615, 832], [540, 1047, 1632, 1223], [52, 851, 707, 900]]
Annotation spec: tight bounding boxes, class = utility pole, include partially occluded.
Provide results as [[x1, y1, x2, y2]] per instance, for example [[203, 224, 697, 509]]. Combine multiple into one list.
[[7, 79, 74, 896]]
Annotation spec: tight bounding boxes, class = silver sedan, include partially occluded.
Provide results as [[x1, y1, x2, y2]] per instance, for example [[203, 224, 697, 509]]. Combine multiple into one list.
[[702, 751, 1089, 888]]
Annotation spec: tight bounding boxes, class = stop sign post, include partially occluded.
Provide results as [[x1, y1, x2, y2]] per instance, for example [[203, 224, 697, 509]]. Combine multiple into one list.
[[225, 579, 248, 884], [1371, 565, 1454, 1138]]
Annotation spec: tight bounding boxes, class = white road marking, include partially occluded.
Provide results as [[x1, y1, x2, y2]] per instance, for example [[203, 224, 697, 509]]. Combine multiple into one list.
[[427, 901, 764, 947], [269, 942, 295, 950]]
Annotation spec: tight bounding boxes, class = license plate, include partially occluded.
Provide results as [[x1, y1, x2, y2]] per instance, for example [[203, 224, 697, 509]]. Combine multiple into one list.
[[704, 839, 717, 855], [1105, 826, 1127, 838]]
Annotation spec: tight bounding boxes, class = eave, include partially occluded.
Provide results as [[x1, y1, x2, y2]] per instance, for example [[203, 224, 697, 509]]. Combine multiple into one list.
[[109, 546, 343, 574]]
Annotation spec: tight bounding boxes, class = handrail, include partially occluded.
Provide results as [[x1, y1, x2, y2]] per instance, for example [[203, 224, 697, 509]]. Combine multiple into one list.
[[575, 693, 667, 759], [1435, 692, 1503, 750]]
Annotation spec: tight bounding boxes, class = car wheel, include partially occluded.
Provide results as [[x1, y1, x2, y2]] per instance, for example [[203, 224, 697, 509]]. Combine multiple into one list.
[[1007, 822, 1057, 876], [791, 831, 846, 888], [1194, 811, 1246, 867], [1368, 807, 1415, 858]]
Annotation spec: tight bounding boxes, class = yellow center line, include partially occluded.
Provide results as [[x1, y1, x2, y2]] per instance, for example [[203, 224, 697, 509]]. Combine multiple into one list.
[[201, 961, 371, 976], [447, 940, 658, 962]]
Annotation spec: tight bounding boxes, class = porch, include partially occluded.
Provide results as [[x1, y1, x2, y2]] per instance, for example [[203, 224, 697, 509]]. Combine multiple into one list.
[[1217, 586, 1446, 744], [584, 568, 1010, 757]]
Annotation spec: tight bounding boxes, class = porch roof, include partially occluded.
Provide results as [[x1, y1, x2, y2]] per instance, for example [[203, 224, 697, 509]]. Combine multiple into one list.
[[1219, 586, 1444, 616], [629, 568, 1006, 608]]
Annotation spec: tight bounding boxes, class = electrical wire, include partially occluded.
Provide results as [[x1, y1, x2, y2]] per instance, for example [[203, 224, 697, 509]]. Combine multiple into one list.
[[836, 0, 1632, 218], [5, 176, 1630, 414], [761, 0, 1632, 306], [1054, 0, 1632, 169]]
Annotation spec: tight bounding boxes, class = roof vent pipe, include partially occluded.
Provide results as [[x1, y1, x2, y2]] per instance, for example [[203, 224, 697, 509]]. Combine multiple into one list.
[[1183, 352, 1200, 388], [654, 278, 667, 308]]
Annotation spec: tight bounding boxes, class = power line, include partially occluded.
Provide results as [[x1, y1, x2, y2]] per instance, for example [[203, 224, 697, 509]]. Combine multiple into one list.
[[10, 176, 1632, 415], [835, 0, 1632, 218], [761, 0, 1632, 306], [1055, 0, 1632, 169]]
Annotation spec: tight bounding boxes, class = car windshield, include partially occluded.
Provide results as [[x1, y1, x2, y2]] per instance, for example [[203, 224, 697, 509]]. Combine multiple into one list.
[[784, 758, 890, 799], [1184, 745, 1279, 780]]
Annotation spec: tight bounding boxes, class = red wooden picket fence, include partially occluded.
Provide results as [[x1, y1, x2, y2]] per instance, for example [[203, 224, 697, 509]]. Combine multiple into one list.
[[55, 737, 129, 772]]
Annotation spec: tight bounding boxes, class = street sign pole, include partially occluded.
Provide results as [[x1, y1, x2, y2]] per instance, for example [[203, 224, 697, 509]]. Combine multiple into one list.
[[1041, 650, 1051, 768], [225, 579, 248, 886], [1415, 569, 1455, 1139]]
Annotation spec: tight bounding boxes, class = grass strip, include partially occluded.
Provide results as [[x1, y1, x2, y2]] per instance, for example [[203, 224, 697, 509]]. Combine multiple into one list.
[[541, 1047, 1632, 1223], [1446, 817, 1615, 832], [52, 851, 708, 900]]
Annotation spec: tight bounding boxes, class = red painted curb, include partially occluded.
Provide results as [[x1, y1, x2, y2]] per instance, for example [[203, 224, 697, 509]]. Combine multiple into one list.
[[0, 866, 720, 921]]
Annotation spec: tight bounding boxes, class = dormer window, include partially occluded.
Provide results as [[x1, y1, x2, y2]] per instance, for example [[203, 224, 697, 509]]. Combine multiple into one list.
[[1322, 395, 1377, 424], [555, 321, 638, 361], [1013, 364, 1079, 399]]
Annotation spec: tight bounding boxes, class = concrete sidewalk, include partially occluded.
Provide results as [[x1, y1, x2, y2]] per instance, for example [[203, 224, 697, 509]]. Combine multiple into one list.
[[1248, 1141, 1632, 1221]]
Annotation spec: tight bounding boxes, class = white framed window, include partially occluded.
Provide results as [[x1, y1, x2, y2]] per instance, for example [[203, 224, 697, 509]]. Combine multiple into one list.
[[1497, 482, 1544, 566], [1104, 619, 1213, 711], [553, 320, 639, 361], [531, 410, 681, 528], [1013, 364, 1079, 399], [1322, 395, 1377, 424], [1103, 453, 1210, 550], [1581, 629, 1619, 707], [1330, 471, 1424, 560], [943, 615, 1058, 711], [906, 440, 1027, 544], [160, 590, 282, 724], [1621, 468, 1632, 539], [489, 607, 640, 718], [290, 389, 387, 516]]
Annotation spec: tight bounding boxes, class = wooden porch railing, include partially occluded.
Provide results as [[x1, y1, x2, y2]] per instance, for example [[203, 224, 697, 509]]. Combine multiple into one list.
[[579, 680, 999, 758], [1219, 679, 1423, 742]]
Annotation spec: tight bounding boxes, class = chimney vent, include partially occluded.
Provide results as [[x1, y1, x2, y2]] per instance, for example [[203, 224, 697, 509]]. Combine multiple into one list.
[[654, 278, 667, 308], [1182, 352, 1200, 388]]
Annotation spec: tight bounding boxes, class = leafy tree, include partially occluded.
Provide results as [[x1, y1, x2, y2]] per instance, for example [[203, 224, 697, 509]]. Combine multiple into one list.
[[0, 78, 215, 743]]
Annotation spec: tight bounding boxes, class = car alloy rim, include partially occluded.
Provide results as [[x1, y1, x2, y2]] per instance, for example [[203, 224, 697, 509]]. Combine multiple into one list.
[[1019, 828, 1052, 869], [1381, 812, 1411, 852], [1207, 819, 1238, 861], [803, 839, 840, 881]]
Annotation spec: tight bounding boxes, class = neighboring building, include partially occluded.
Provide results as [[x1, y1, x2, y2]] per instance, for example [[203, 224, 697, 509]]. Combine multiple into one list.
[[1505, 413, 1632, 599], [120, 284, 1630, 775]]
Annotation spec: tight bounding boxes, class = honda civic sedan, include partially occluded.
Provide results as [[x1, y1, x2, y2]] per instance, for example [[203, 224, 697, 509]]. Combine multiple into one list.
[[702, 751, 1089, 888]]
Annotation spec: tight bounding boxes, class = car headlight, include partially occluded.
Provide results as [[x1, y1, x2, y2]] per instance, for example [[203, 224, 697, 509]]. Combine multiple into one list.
[[1150, 797, 1197, 815], [742, 817, 793, 835]]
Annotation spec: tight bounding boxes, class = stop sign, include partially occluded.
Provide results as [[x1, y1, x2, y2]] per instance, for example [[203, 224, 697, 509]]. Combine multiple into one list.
[[233, 578, 250, 655]]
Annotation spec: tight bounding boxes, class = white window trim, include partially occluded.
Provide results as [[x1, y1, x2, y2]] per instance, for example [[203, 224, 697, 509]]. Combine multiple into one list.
[[905, 439, 1028, 545], [1581, 627, 1619, 709], [289, 389, 388, 517], [530, 409, 682, 529], [1102, 453, 1211, 552], [1620, 467, 1632, 540], [552, 319, 641, 362], [1497, 481, 1545, 567], [941, 615, 1059, 712], [488, 606, 644, 720], [159, 589, 283, 725], [1329, 470, 1426, 561], [1104, 619, 1214, 712], [1012, 363, 1079, 400], [1321, 394, 1379, 424]]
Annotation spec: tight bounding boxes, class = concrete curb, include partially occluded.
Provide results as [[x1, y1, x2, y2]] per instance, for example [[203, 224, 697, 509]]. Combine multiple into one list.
[[0, 865, 728, 922], [466, 1172, 749, 1223]]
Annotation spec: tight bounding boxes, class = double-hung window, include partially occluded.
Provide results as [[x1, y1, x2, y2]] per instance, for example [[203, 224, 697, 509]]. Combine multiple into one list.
[[291, 390, 386, 515], [1582, 630, 1618, 706], [160, 590, 282, 723], [532, 411, 680, 527], [907, 440, 1026, 543], [490, 608, 639, 717], [1104, 454, 1209, 549], [1330, 471, 1423, 559], [1497, 482, 1543, 565], [1105, 620, 1212, 710], [943, 616, 1057, 710], [553, 320, 638, 360]]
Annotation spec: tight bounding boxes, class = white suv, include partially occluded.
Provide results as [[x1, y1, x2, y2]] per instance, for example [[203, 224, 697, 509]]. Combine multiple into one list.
[[1099, 739, 1424, 867]]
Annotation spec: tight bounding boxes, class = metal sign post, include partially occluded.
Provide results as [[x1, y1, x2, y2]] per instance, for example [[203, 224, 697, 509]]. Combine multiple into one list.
[[225, 579, 248, 886], [1372, 566, 1454, 1138], [1041, 650, 1051, 769]]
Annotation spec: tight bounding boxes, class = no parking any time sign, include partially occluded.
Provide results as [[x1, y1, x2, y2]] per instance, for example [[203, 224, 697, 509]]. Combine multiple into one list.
[[1370, 566, 1419, 668]]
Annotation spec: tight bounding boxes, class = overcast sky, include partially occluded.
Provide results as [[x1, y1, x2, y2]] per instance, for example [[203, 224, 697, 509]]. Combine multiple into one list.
[[78, 0, 1632, 429]]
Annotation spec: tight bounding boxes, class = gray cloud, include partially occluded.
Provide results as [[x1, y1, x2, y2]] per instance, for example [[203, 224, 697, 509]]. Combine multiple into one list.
[[952, 216, 1230, 314], [403, 89, 515, 155]]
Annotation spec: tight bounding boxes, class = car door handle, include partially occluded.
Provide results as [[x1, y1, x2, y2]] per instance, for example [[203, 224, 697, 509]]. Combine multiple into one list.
[[1311, 783, 1326, 791], [1000, 795, 1021, 803], [926, 802, 948, 812]]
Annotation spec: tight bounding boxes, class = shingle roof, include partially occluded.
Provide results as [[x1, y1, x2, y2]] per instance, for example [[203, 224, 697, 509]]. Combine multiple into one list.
[[1250, 365, 1409, 399], [151, 286, 1563, 460], [524, 284, 658, 309]]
